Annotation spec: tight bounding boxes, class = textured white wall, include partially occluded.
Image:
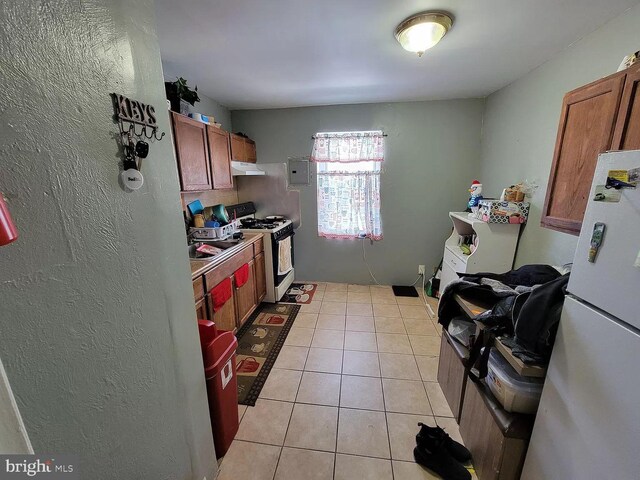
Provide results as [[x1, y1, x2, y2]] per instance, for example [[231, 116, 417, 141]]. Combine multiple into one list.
[[232, 99, 484, 285], [479, 3, 640, 267], [0, 1, 216, 478]]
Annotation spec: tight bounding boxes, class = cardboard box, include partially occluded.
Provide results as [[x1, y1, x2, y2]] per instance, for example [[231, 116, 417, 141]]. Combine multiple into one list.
[[478, 200, 530, 224]]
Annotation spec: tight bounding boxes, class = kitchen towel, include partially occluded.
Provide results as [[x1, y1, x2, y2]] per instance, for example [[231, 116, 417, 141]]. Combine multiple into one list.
[[211, 277, 233, 312], [235, 263, 250, 289], [278, 236, 292, 275]]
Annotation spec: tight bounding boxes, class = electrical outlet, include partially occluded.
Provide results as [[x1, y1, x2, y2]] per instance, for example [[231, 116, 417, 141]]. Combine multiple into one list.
[[418, 264, 426, 275]]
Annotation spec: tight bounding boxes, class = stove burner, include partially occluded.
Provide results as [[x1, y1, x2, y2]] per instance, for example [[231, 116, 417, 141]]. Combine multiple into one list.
[[240, 217, 290, 230], [244, 221, 276, 229]]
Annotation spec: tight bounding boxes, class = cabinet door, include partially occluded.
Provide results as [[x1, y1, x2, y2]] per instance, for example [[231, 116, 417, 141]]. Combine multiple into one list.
[[541, 74, 625, 234], [245, 138, 257, 163], [254, 251, 266, 303], [235, 260, 257, 327], [207, 279, 237, 332], [612, 63, 640, 150], [230, 134, 246, 162], [195, 297, 208, 320], [171, 112, 212, 191], [207, 126, 234, 189]]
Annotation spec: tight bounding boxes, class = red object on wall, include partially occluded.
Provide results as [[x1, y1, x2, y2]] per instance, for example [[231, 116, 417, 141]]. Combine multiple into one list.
[[0, 195, 18, 246], [234, 263, 250, 288], [211, 278, 232, 312], [202, 331, 239, 458]]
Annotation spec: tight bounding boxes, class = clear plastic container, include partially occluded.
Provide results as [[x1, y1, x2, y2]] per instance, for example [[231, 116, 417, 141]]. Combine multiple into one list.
[[486, 349, 544, 414], [447, 316, 475, 347]]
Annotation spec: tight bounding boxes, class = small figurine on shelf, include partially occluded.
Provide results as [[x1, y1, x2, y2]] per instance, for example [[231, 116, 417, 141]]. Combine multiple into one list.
[[467, 180, 483, 216]]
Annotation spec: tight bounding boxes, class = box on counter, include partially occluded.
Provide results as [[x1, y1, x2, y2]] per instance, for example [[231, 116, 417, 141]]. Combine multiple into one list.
[[478, 200, 530, 224]]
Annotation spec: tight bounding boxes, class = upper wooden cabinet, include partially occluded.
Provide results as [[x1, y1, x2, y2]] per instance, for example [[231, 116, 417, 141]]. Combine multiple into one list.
[[171, 112, 212, 191], [230, 134, 246, 162], [230, 133, 257, 163], [245, 138, 257, 163], [207, 125, 234, 189], [171, 112, 235, 191], [542, 63, 640, 235], [612, 64, 640, 150]]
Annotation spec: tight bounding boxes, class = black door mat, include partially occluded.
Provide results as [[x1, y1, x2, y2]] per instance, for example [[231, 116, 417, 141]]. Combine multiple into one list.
[[392, 285, 419, 297]]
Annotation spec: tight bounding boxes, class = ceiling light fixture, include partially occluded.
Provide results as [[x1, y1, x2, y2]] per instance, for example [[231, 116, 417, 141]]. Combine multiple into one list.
[[395, 12, 453, 57]]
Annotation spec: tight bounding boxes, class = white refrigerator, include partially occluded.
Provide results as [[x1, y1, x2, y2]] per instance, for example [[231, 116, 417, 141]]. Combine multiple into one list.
[[522, 150, 640, 480]]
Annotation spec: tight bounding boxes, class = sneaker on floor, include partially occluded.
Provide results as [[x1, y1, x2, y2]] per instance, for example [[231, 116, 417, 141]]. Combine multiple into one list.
[[413, 445, 471, 480], [416, 422, 472, 463]]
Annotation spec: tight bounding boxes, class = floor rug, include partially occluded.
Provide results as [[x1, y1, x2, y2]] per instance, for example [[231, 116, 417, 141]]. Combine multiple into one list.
[[279, 283, 318, 304], [392, 285, 419, 297], [235, 303, 301, 406]]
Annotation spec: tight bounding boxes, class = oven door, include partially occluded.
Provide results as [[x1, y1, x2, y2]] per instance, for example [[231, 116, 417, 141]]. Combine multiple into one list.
[[272, 230, 294, 286]]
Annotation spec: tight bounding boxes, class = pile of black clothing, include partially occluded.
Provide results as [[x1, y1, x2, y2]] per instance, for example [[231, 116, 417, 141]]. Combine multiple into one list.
[[414, 422, 472, 480], [438, 265, 570, 366]]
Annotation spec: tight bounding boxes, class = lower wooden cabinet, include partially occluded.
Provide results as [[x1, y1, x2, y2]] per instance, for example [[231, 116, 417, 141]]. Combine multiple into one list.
[[192, 236, 266, 332], [235, 259, 257, 327], [195, 296, 208, 320], [459, 379, 534, 480], [438, 326, 534, 480], [193, 276, 208, 320], [254, 252, 266, 303], [437, 331, 469, 422], [207, 277, 237, 332]]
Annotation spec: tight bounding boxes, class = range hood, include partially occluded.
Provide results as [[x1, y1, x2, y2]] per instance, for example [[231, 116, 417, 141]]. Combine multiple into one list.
[[231, 161, 266, 176]]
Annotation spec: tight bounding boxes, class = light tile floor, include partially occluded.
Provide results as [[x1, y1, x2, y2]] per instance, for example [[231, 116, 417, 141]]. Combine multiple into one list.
[[217, 282, 474, 480]]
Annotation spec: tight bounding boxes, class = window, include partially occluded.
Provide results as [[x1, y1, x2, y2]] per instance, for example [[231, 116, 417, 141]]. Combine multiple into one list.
[[311, 131, 384, 240]]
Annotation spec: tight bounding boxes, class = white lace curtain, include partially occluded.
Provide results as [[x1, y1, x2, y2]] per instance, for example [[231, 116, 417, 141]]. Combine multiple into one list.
[[311, 131, 384, 240], [310, 131, 385, 163]]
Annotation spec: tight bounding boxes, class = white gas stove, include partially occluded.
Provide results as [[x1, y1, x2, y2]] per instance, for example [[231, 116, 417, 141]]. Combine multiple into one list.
[[226, 202, 295, 303]]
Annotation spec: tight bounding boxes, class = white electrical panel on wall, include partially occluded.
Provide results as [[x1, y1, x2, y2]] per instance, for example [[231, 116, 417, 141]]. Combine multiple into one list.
[[288, 157, 310, 185]]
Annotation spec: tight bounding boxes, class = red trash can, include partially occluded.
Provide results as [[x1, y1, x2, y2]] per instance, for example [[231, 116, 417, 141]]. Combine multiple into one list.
[[202, 330, 239, 458], [198, 319, 218, 351]]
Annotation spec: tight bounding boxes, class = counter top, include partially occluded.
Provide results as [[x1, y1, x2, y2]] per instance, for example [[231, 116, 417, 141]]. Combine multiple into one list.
[[190, 233, 263, 280]]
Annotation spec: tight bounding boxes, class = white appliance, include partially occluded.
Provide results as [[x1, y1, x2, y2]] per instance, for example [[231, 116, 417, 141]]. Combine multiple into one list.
[[231, 161, 266, 176], [226, 202, 295, 303], [440, 211, 520, 293], [522, 150, 640, 480]]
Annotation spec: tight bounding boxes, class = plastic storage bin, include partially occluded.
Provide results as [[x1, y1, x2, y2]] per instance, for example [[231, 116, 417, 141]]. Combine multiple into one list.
[[447, 316, 475, 347], [486, 349, 544, 414], [199, 323, 239, 458]]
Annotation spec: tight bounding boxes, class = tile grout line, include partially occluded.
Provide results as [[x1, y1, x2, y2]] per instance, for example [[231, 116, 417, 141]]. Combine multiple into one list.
[[272, 322, 318, 480], [334, 324, 345, 464], [334, 348, 345, 479], [374, 321, 395, 480]]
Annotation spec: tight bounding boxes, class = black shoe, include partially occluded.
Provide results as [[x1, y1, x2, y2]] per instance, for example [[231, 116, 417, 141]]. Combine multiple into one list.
[[413, 445, 471, 480], [416, 422, 472, 464]]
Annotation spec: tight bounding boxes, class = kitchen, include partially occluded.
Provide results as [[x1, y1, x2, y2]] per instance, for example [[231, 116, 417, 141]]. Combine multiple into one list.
[[0, 2, 639, 480]]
